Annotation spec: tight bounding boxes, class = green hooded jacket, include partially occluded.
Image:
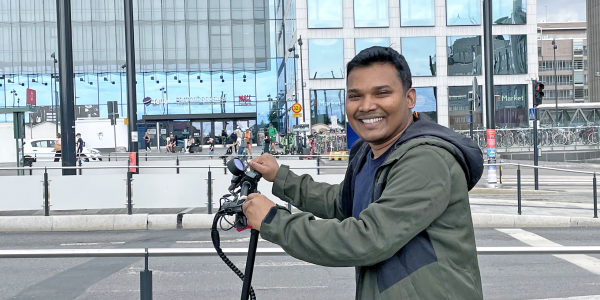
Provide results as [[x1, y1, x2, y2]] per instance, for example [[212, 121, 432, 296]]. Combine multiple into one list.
[[259, 115, 484, 299]]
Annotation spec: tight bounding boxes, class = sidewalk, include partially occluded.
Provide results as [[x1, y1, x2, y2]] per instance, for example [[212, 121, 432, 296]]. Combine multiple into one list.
[[1, 194, 598, 231]]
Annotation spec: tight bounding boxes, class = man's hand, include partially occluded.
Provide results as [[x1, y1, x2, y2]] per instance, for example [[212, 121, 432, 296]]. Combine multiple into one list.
[[242, 193, 276, 231], [248, 154, 280, 182]]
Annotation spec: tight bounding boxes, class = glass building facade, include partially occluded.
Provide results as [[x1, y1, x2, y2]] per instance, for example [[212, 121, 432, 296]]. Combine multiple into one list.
[[0, 0, 290, 146]]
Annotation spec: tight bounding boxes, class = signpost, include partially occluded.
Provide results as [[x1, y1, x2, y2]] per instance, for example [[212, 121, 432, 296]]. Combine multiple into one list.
[[291, 103, 302, 119]]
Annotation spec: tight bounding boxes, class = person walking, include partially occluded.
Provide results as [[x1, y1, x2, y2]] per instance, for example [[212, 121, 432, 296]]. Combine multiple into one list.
[[221, 129, 228, 148], [268, 123, 277, 154], [144, 131, 151, 152], [245, 128, 253, 157], [53, 133, 62, 162], [76, 133, 84, 162], [242, 46, 484, 299], [262, 129, 270, 154], [208, 138, 215, 159]]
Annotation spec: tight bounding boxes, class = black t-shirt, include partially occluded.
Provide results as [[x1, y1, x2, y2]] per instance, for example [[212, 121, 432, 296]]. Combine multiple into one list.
[[209, 141, 215, 151], [76, 138, 83, 152]]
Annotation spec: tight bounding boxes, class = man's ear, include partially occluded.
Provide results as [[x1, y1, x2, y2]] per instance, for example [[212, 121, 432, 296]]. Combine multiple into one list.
[[406, 88, 417, 110]]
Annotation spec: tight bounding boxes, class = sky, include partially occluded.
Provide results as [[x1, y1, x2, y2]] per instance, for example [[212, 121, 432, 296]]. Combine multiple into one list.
[[537, 0, 586, 22]]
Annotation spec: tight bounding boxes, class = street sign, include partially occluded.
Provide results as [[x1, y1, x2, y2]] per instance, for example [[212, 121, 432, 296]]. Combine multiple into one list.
[[528, 108, 536, 121], [26, 88, 36, 106], [291, 103, 302, 113], [292, 113, 302, 118], [124, 118, 129, 125], [292, 124, 310, 132]]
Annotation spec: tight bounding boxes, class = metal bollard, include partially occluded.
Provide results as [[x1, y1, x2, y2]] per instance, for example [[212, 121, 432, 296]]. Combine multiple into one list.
[[43, 167, 50, 216], [140, 248, 153, 300], [29, 164, 33, 176], [109, 153, 111, 162], [78, 159, 82, 175], [317, 155, 320, 175], [517, 164, 521, 215], [207, 167, 213, 214], [594, 173, 598, 219], [127, 171, 133, 215], [145, 152, 147, 162], [223, 157, 227, 174], [176, 156, 180, 174]]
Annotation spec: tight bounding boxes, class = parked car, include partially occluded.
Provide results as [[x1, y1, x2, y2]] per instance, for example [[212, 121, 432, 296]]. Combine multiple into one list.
[[23, 138, 103, 162]]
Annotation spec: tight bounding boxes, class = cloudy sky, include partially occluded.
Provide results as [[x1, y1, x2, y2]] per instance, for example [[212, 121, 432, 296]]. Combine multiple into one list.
[[537, 0, 586, 22]]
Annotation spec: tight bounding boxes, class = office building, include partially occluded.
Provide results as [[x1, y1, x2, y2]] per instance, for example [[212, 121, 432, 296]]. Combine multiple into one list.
[[0, 0, 286, 146], [587, 0, 600, 102], [283, 0, 539, 131], [537, 22, 588, 103]]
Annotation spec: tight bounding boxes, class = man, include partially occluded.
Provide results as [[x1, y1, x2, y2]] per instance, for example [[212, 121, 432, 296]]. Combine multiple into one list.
[[76, 133, 84, 162], [208, 138, 215, 159], [268, 123, 277, 153], [243, 46, 484, 299], [166, 134, 176, 153]]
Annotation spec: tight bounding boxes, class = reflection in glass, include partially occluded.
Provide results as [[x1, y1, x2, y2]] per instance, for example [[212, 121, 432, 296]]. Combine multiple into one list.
[[447, 36, 482, 76], [493, 0, 526, 24], [400, 0, 435, 26], [309, 39, 344, 79], [448, 85, 483, 131], [413, 87, 437, 122], [189, 71, 214, 114], [446, 0, 481, 26], [355, 38, 390, 55], [307, 0, 343, 28], [234, 70, 257, 113], [166, 71, 191, 115], [493, 35, 527, 75], [402, 37, 436, 76], [143, 72, 168, 116], [495, 84, 528, 128], [354, 0, 389, 27], [311, 89, 345, 128]]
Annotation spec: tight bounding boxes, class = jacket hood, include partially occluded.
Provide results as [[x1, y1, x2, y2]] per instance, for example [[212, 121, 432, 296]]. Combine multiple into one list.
[[392, 113, 484, 190]]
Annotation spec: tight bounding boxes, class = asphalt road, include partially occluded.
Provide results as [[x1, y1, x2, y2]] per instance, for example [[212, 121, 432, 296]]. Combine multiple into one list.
[[0, 228, 599, 300]]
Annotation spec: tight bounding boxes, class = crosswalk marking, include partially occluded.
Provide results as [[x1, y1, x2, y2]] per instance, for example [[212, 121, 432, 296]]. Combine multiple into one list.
[[497, 229, 600, 276]]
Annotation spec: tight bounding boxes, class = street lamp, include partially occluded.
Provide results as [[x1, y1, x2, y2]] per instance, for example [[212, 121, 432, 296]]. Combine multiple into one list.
[[10, 89, 17, 107], [50, 52, 59, 134], [288, 45, 299, 126], [298, 36, 307, 147], [552, 39, 558, 126]]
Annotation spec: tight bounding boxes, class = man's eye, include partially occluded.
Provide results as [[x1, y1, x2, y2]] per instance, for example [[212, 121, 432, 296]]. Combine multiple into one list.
[[348, 95, 360, 99], [376, 91, 390, 96]]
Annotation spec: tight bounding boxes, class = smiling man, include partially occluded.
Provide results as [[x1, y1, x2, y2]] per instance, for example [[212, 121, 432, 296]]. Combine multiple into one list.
[[244, 46, 484, 299]]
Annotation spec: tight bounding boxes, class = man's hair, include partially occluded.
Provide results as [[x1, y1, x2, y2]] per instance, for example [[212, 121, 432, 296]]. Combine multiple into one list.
[[346, 46, 412, 92], [76, 133, 81, 136]]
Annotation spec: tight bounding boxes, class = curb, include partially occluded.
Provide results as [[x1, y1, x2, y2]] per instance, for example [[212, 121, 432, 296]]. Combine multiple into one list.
[[470, 188, 557, 195], [0, 213, 599, 232]]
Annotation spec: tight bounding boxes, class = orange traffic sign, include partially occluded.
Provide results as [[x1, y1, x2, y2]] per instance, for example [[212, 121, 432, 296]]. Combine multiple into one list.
[[291, 103, 302, 113]]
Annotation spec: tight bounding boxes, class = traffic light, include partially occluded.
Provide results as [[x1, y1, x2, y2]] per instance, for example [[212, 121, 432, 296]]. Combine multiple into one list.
[[534, 81, 545, 107]]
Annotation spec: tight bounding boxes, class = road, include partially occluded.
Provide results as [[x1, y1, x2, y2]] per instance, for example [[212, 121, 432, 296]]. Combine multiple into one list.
[[0, 228, 599, 300]]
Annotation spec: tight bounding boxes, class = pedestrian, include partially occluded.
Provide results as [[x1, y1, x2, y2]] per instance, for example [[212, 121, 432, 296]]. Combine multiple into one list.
[[243, 46, 484, 299], [268, 123, 277, 153], [262, 129, 270, 154], [166, 134, 176, 153], [208, 138, 215, 159], [54, 132, 62, 162], [245, 128, 253, 157], [221, 129, 228, 147], [236, 129, 244, 156], [76, 133, 84, 162], [144, 131, 151, 152]]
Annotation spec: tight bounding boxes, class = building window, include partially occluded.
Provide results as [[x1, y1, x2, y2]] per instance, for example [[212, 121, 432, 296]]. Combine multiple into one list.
[[574, 70, 584, 84], [447, 0, 481, 26], [493, 35, 527, 75], [495, 84, 528, 128], [447, 36, 482, 76], [539, 75, 574, 86], [448, 85, 483, 131], [310, 89, 346, 128], [309, 39, 344, 79], [492, 0, 526, 24], [307, 0, 343, 28], [574, 57, 584, 70], [573, 40, 584, 56], [355, 37, 390, 55], [544, 89, 574, 101], [414, 87, 438, 122], [400, 0, 434, 26], [402, 37, 436, 76], [354, 0, 389, 27]]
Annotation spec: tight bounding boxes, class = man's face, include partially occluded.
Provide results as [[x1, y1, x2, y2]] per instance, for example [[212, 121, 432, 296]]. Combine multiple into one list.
[[346, 63, 416, 145]]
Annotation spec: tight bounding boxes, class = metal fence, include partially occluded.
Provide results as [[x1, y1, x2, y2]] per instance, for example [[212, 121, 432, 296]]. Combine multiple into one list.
[[457, 126, 600, 149]]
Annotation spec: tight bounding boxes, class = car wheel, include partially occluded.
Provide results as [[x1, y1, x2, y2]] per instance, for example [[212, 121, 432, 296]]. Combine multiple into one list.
[[98, 158, 102, 161]]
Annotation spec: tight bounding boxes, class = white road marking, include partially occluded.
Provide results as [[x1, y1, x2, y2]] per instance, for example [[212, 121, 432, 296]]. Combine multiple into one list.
[[60, 242, 125, 246], [497, 229, 600, 276], [176, 237, 267, 244], [531, 296, 600, 300]]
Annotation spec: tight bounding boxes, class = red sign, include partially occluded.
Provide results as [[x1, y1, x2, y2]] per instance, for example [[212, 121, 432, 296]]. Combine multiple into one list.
[[486, 129, 496, 149], [292, 103, 302, 113], [26, 88, 36, 106], [128, 152, 137, 173], [238, 95, 252, 105]]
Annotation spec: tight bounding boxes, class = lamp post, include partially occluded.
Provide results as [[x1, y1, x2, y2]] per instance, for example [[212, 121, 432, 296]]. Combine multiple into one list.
[[552, 39, 558, 126], [51, 52, 59, 135], [298, 36, 306, 147], [289, 45, 299, 126], [10, 90, 17, 107]]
